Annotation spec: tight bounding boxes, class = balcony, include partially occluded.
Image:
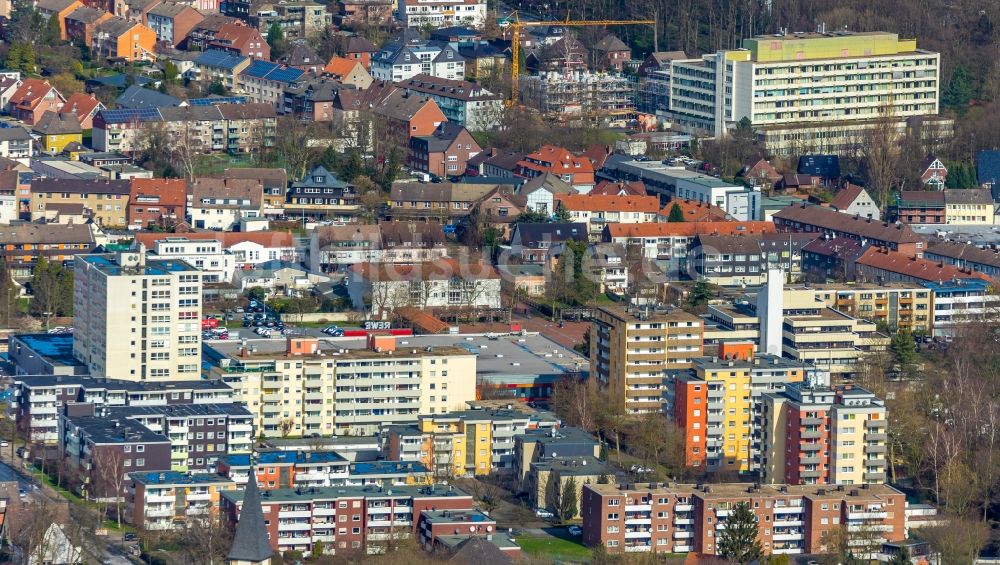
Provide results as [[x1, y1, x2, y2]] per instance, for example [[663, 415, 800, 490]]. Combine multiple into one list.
[[277, 522, 312, 531], [799, 455, 821, 465], [673, 530, 693, 539], [865, 419, 887, 429], [773, 532, 804, 541], [625, 517, 652, 525], [800, 429, 822, 439], [864, 472, 887, 482], [847, 510, 887, 520], [674, 545, 693, 552], [675, 504, 693, 512], [864, 444, 887, 454], [866, 432, 888, 442], [773, 505, 804, 514], [774, 519, 804, 527], [624, 530, 652, 539], [282, 510, 312, 519], [625, 504, 651, 512], [146, 508, 174, 518]]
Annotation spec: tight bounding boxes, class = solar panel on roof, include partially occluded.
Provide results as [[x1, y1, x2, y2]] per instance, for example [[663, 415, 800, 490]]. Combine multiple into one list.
[[99, 107, 161, 123], [188, 96, 248, 106]]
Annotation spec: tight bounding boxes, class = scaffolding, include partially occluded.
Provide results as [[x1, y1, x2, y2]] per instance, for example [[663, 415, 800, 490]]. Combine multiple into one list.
[[520, 70, 637, 122]]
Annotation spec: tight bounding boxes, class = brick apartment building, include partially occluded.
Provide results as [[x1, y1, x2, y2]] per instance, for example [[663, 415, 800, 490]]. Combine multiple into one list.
[[220, 484, 476, 556], [581, 482, 906, 556]]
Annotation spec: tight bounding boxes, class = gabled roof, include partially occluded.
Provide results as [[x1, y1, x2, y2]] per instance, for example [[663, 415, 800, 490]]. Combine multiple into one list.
[[926, 240, 1000, 269], [34, 111, 82, 135], [227, 472, 274, 563], [212, 21, 264, 50], [222, 168, 287, 189], [659, 198, 731, 222], [115, 85, 181, 109], [380, 221, 446, 247], [447, 537, 513, 565], [130, 178, 187, 208], [512, 222, 588, 247], [280, 42, 319, 67], [797, 154, 840, 178], [66, 5, 108, 23], [191, 12, 236, 33], [346, 35, 378, 54], [36, 0, 79, 12], [291, 166, 348, 189], [314, 224, 381, 249], [518, 145, 594, 176], [32, 178, 131, 195], [60, 92, 103, 121], [241, 59, 305, 83], [95, 16, 140, 39], [604, 221, 776, 239], [286, 75, 354, 103], [148, 1, 199, 18], [189, 177, 262, 209], [390, 182, 495, 203], [519, 172, 573, 197], [0, 127, 33, 142], [944, 188, 992, 205], [9, 79, 57, 110], [194, 49, 249, 70], [323, 56, 362, 77], [554, 194, 660, 213], [919, 155, 944, 172], [592, 180, 646, 196], [216, 102, 276, 120], [856, 246, 992, 284], [412, 122, 474, 153], [593, 34, 629, 52], [371, 90, 440, 122], [773, 203, 923, 245], [829, 184, 873, 211], [398, 74, 498, 102]]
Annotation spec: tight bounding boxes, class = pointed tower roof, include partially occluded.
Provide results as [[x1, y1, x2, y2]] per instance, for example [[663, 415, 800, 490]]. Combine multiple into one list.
[[228, 471, 273, 564]]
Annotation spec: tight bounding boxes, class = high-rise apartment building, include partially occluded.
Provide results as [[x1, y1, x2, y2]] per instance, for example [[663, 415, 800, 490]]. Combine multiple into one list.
[[592, 306, 704, 415], [761, 384, 888, 485], [204, 336, 476, 437], [664, 344, 820, 473], [668, 31, 944, 154], [581, 481, 906, 556], [73, 251, 202, 381]]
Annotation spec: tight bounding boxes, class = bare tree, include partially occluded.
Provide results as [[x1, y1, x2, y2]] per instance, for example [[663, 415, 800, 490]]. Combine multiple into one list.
[[176, 514, 234, 565], [863, 104, 902, 211]]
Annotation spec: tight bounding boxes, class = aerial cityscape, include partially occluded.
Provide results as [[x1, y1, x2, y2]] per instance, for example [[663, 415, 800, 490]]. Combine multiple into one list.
[[0, 0, 991, 563]]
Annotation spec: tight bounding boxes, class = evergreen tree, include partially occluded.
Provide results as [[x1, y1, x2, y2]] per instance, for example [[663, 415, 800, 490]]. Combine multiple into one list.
[[667, 202, 686, 222], [46, 14, 61, 43], [5, 43, 21, 72], [890, 329, 917, 369], [558, 477, 578, 522], [553, 202, 572, 222], [0, 258, 19, 327], [267, 22, 284, 47], [943, 66, 974, 115], [717, 502, 764, 564], [29, 257, 72, 318], [596, 473, 610, 484], [688, 279, 713, 309], [20, 43, 35, 74]]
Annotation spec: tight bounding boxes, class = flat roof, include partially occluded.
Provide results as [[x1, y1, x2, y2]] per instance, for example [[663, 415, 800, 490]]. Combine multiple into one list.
[[81, 254, 198, 276], [12, 333, 82, 367], [208, 333, 587, 378], [131, 470, 235, 486], [108, 403, 252, 418], [218, 450, 347, 467], [221, 483, 468, 504], [585, 481, 904, 501], [350, 460, 429, 476], [13, 372, 231, 392]]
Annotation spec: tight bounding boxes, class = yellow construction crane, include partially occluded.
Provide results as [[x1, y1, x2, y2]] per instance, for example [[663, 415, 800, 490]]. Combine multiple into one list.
[[507, 13, 656, 105]]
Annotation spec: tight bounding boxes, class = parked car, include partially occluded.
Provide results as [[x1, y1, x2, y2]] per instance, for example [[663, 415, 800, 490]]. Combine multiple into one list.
[[123, 533, 138, 542], [534, 508, 554, 519], [567, 525, 582, 536]]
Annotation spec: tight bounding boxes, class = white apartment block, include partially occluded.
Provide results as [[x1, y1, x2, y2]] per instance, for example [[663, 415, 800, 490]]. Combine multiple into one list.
[[205, 337, 477, 437], [73, 251, 203, 381], [370, 41, 466, 82], [668, 31, 941, 154], [150, 237, 236, 284], [397, 0, 486, 29]]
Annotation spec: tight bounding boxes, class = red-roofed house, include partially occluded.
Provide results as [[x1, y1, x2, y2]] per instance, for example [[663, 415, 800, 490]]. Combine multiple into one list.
[[516, 145, 595, 192], [855, 246, 993, 286], [210, 21, 269, 60], [657, 198, 731, 222], [7, 80, 65, 125], [128, 178, 187, 229], [344, 36, 378, 70], [591, 180, 645, 196], [59, 92, 104, 130], [554, 194, 660, 236], [132, 231, 297, 267], [323, 56, 373, 89], [919, 156, 948, 188], [829, 183, 880, 220], [742, 157, 781, 189]]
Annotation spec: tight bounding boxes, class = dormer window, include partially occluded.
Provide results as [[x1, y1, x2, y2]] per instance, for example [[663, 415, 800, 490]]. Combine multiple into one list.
[[313, 176, 323, 183]]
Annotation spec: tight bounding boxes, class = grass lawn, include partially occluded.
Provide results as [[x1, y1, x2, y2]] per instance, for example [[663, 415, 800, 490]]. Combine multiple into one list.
[[516, 534, 592, 562]]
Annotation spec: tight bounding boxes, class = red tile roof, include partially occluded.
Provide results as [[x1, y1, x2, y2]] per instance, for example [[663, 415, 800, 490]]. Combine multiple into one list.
[[130, 178, 187, 208], [829, 184, 868, 211], [591, 180, 645, 196], [605, 221, 776, 238], [773, 204, 924, 245], [132, 231, 294, 249], [323, 56, 361, 77], [659, 199, 731, 222], [9, 79, 56, 110], [855, 247, 994, 284], [517, 145, 594, 176], [59, 92, 102, 122], [554, 194, 660, 213]]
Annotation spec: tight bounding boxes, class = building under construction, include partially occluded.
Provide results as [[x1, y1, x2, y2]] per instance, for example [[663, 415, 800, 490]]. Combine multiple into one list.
[[520, 70, 637, 124]]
